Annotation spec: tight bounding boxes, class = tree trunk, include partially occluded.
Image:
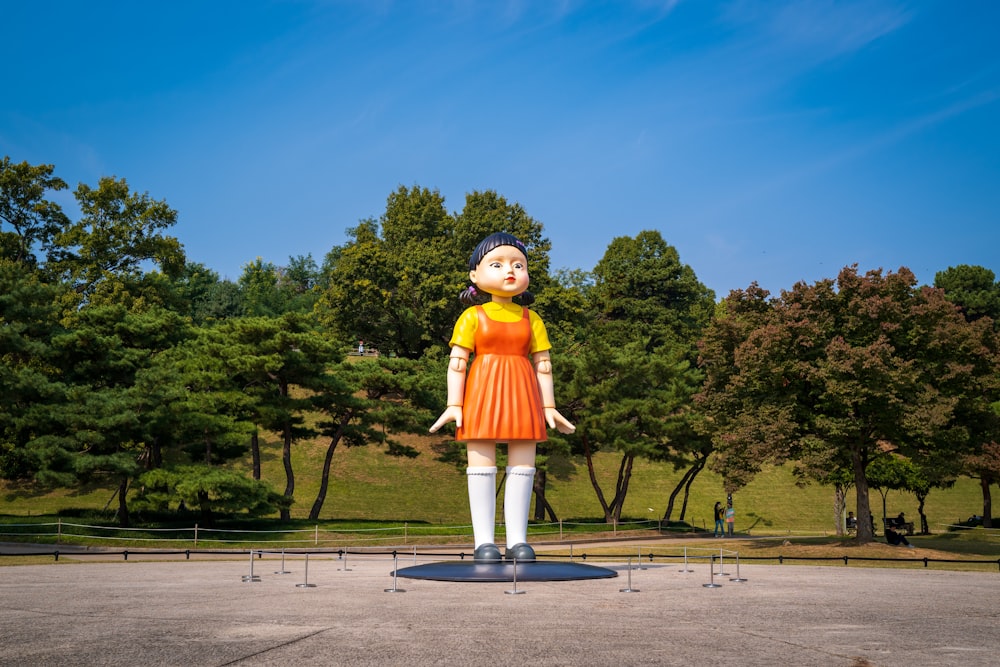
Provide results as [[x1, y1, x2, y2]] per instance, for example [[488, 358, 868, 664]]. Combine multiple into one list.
[[609, 454, 635, 524], [533, 468, 558, 522], [276, 377, 294, 521], [852, 446, 874, 543], [662, 468, 691, 524], [982, 476, 994, 529], [203, 428, 212, 465], [916, 491, 929, 534], [662, 456, 705, 524], [117, 477, 131, 528], [833, 484, 846, 537], [309, 414, 350, 520], [581, 435, 612, 522], [678, 458, 704, 522], [280, 420, 293, 521], [197, 490, 214, 528], [251, 430, 261, 481], [150, 438, 162, 470]]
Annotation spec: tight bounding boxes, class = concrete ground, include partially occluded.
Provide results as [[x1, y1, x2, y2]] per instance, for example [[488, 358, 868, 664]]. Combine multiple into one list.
[[0, 548, 998, 666]]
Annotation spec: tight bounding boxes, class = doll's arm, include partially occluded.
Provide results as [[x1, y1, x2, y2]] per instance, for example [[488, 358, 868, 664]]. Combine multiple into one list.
[[532, 350, 575, 434], [429, 345, 471, 433]]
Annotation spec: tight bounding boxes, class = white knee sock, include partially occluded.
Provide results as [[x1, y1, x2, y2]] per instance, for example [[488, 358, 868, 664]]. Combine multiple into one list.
[[467, 466, 497, 548], [503, 466, 535, 548]]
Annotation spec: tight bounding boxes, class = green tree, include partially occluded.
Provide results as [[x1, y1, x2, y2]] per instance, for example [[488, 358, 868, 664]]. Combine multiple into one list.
[[31, 304, 190, 526], [557, 231, 714, 523], [319, 186, 556, 358], [935, 264, 1000, 325], [936, 265, 1000, 527], [451, 189, 552, 289], [238, 258, 286, 316], [319, 186, 457, 358], [221, 313, 338, 520], [134, 466, 287, 527], [560, 338, 702, 522], [0, 157, 69, 266], [866, 454, 912, 528], [132, 325, 255, 471], [170, 262, 243, 323], [48, 176, 185, 295], [279, 253, 321, 313], [0, 261, 67, 479], [589, 230, 715, 352], [307, 357, 430, 520], [965, 441, 1000, 527]]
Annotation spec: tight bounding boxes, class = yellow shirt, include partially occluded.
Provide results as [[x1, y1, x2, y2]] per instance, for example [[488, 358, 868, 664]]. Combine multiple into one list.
[[449, 302, 551, 354]]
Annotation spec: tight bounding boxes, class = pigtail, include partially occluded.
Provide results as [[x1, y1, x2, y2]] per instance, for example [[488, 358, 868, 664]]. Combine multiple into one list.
[[459, 285, 484, 305]]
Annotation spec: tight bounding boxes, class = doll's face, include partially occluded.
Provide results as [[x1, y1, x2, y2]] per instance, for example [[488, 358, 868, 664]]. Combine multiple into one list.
[[469, 245, 529, 300]]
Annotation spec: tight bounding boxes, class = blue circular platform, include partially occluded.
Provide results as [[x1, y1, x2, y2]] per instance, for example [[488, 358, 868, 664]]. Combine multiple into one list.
[[392, 560, 618, 582]]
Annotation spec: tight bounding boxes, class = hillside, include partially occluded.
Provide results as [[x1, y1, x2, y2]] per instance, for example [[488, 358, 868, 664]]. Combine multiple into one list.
[[1, 427, 984, 535]]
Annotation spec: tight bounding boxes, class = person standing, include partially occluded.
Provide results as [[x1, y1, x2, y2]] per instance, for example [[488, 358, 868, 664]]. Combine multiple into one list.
[[713, 501, 725, 537], [725, 500, 735, 537]]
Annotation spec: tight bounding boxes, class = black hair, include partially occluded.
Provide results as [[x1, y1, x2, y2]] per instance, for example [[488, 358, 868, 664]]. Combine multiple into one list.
[[459, 232, 535, 306]]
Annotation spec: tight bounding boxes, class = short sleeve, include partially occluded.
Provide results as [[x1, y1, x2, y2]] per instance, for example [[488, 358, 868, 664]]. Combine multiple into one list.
[[528, 310, 552, 354], [449, 307, 479, 350]]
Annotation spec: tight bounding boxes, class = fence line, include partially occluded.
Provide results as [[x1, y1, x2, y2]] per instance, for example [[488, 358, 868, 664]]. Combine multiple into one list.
[[2, 544, 998, 571], [0, 517, 676, 545], [3, 518, 996, 549]]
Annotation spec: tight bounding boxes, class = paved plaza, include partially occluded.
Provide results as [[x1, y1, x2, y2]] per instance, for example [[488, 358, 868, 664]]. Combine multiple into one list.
[[1, 548, 998, 666]]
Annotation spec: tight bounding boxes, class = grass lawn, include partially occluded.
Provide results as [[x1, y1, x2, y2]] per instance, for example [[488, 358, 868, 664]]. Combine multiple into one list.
[[2, 426, 995, 567]]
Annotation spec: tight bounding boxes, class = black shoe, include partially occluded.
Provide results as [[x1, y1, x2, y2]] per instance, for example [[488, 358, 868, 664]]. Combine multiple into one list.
[[505, 543, 536, 562], [473, 543, 502, 562]]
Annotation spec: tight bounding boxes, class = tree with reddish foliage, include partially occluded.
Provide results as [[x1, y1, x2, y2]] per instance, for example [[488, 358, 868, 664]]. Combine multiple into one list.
[[698, 266, 1000, 544]]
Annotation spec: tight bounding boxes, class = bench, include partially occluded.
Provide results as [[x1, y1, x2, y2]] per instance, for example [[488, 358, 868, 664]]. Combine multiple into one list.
[[883, 516, 914, 535]]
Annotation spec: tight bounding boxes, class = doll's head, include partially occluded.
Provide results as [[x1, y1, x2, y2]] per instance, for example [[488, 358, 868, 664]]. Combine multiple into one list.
[[460, 232, 535, 305], [467, 232, 527, 270]]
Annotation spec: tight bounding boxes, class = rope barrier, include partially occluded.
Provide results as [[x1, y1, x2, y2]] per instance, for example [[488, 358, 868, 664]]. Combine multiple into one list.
[[4, 544, 998, 571]]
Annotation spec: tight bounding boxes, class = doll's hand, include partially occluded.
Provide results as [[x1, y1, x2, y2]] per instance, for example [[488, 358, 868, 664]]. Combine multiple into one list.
[[429, 405, 463, 433], [544, 408, 576, 434]]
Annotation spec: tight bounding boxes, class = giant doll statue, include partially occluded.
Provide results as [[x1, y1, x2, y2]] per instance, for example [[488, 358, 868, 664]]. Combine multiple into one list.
[[430, 232, 575, 563]]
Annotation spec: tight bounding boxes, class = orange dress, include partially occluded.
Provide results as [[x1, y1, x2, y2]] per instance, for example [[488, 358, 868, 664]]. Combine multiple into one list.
[[455, 306, 547, 442]]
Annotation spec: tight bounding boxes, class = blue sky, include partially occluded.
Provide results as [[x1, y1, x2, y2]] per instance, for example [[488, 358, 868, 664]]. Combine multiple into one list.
[[2, 0, 998, 297]]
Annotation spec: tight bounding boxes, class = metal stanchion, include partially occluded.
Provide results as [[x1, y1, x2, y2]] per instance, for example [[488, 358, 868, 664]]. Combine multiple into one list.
[[296, 553, 317, 588], [678, 546, 693, 573], [717, 549, 730, 576], [242, 550, 261, 583], [505, 558, 526, 595], [637, 547, 647, 570], [619, 557, 640, 593], [274, 548, 291, 575], [339, 549, 352, 572], [703, 554, 722, 588], [730, 551, 747, 583], [385, 555, 406, 593]]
